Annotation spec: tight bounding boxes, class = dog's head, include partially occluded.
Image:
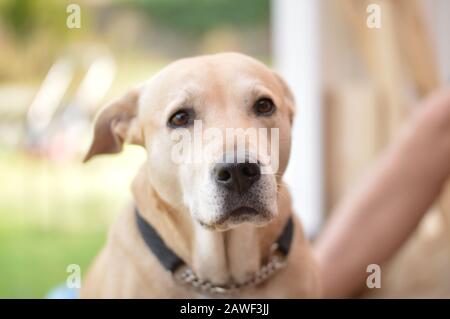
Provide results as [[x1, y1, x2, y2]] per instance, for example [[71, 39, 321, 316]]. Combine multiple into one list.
[[85, 53, 295, 231]]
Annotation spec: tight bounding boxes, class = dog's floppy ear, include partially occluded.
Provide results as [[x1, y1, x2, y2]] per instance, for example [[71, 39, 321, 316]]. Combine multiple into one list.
[[83, 87, 143, 162], [272, 71, 296, 124]]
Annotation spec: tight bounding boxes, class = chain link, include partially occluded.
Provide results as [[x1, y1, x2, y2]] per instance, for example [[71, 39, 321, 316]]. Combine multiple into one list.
[[174, 246, 287, 296]]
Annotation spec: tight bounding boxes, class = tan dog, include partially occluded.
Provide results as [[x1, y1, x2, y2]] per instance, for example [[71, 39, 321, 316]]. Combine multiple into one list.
[[81, 52, 320, 298]]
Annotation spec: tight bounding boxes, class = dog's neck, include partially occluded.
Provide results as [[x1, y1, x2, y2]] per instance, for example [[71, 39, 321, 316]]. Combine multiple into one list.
[[190, 221, 262, 284], [132, 166, 291, 285]]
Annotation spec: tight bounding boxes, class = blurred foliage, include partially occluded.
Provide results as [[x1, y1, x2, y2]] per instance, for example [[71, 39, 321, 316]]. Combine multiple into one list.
[[0, 0, 87, 81], [0, 0, 34, 38], [0, 0, 75, 43], [0, 0, 269, 41], [0, 0, 269, 82], [130, 0, 270, 35]]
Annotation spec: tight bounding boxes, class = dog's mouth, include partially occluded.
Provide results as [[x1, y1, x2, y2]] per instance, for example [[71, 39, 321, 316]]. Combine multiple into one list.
[[230, 206, 259, 217], [199, 205, 274, 231], [233, 206, 257, 213]]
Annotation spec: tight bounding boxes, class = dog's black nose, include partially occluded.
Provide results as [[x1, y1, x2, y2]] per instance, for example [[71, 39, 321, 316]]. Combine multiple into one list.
[[214, 162, 261, 193]]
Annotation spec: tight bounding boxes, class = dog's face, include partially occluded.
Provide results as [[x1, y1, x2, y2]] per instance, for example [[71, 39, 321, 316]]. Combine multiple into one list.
[[85, 53, 295, 231]]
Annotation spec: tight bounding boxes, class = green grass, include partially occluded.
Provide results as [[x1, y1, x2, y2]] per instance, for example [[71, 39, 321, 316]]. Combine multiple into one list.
[[0, 146, 146, 298], [0, 227, 105, 298]]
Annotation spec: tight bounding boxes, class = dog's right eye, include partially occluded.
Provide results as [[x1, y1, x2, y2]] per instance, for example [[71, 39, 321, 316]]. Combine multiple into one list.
[[168, 109, 194, 128]]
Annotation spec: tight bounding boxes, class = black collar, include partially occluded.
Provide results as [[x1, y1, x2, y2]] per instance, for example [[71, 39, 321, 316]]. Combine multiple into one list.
[[135, 207, 294, 274]]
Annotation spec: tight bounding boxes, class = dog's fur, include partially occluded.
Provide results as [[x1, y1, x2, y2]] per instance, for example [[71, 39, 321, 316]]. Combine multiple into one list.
[[80, 53, 320, 298]]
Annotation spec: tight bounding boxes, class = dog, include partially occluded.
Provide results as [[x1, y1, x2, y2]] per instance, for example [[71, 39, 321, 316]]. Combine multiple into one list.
[[80, 52, 320, 298]]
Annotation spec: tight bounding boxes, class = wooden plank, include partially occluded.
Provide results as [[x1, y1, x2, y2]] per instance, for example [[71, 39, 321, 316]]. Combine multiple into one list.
[[342, 0, 450, 227], [325, 83, 382, 211], [341, 0, 407, 141], [392, 0, 440, 95]]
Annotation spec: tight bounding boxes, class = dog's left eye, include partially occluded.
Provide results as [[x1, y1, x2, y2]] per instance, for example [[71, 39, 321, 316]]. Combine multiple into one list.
[[168, 109, 194, 128], [254, 98, 276, 116]]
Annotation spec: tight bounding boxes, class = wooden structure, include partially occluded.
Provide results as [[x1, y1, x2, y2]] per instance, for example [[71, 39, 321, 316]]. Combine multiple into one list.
[[323, 0, 450, 297]]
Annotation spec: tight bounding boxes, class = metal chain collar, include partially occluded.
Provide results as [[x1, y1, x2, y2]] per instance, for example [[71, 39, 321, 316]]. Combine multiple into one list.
[[173, 244, 287, 296]]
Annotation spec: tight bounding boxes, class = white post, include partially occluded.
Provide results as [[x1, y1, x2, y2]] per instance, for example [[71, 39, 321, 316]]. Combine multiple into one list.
[[425, 0, 450, 83], [271, 0, 323, 237]]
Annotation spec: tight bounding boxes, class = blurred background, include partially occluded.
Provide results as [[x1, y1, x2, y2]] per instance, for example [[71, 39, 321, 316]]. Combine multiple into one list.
[[0, 0, 271, 298], [0, 0, 449, 298]]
